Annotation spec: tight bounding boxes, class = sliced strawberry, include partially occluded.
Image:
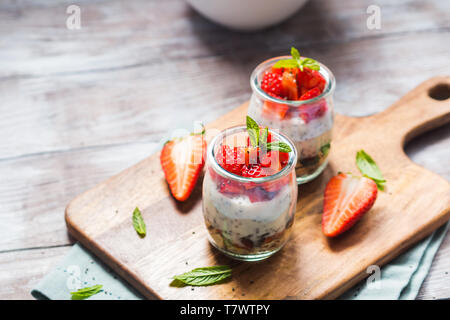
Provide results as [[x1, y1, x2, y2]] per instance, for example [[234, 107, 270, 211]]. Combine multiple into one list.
[[300, 87, 321, 101], [302, 68, 325, 90], [216, 145, 246, 175], [261, 93, 289, 120], [241, 164, 267, 178], [322, 173, 378, 237], [160, 134, 206, 201], [299, 100, 328, 123], [280, 70, 299, 100]]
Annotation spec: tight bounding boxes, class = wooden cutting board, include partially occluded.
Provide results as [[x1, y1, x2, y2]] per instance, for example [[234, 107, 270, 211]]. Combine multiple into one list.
[[66, 77, 450, 299]]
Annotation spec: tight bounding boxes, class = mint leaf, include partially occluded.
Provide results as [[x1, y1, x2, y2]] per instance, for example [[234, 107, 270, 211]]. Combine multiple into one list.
[[291, 47, 301, 61], [300, 58, 320, 71], [173, 266, 232, 286], [272, 47, 321, 72], [272, 59, 298, 69], [132, 207, 146, 237], [320, 143, 331, 157], [356, 150, 386, 190], [259, 127, 268, 150], [267, 141, 292, 153], [246, 116, 259, 148], [70, 285, 103, 300]]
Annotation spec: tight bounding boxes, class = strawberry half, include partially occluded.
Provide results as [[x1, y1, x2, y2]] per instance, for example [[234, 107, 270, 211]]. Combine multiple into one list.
[[160, 133, 206, 201], [322, 173, 378, 237]]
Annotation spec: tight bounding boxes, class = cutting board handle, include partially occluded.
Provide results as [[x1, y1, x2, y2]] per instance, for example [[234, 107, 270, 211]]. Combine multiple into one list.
[[371, 76, 450, 146]]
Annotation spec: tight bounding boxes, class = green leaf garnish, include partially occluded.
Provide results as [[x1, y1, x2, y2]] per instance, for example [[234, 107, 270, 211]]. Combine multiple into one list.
[[132, 207, 146, 237], [356, 150, 386, 190], [273, 47, 320, 72], [70, 285, 103, 300], [272, 59, 299, 69], [173, 266, 232, 286], [246, 116, 260, 148], [266, 141, 292, 153], [320, 143, 331, 157], [259, 127, 268, 150]]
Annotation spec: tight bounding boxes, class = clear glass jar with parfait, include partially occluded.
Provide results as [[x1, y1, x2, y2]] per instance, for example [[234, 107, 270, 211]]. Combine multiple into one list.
[[248, 52, 336, 184], [202, 124, 298, 261]]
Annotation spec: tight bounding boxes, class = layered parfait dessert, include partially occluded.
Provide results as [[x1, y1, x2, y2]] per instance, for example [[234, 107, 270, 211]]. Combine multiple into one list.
[[248, 47, 335, 184], [202, 117, 298, 261]]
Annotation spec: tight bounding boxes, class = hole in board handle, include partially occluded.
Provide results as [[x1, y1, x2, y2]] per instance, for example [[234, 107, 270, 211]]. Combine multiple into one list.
[[428, 83, 450, 101]]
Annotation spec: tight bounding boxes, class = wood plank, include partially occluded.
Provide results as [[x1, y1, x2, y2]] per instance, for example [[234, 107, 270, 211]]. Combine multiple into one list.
[[0, 246, 71, 300], [0, 142, 158, 251], [1, 0, 450, 159], [0, 31, 449, 159], [65, 77, 450, 299]]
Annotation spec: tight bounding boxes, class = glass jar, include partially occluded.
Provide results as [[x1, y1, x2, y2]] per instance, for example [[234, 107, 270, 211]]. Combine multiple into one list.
[[248, 56, 336, 184], [202, 126, 298, 261]]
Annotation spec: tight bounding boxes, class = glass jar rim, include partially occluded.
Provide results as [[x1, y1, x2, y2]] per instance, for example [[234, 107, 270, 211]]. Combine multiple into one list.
[[207, 125, 298, 183], [250, 55, 336, 106]]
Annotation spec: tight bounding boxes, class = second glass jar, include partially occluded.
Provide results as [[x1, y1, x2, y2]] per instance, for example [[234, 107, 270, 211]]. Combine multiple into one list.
[[247, 56, 336, 184]]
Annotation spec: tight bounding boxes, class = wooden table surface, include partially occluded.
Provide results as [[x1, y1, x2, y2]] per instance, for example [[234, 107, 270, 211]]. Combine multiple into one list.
[[0, 0, 449, 300]]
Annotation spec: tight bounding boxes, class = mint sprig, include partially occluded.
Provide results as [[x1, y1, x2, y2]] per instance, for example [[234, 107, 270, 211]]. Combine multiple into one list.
[[173, 266, 232, 286], [356, 150, 386, 190], [273, 46, 320, 71], [246, 116, 292, 153], [246, 116, 260, 148], [132, 207, 146, 237], [70, 285, 103, 300], [266, 141, 292, 153]]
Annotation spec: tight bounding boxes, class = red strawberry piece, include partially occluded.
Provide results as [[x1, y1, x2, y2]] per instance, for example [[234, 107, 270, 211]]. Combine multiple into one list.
[[302, 68, 325, 90], [299, 87, 321, 101], [279, 152, 289, 166], [261, 71, 282, 97], [322, 173, 378, 237], [241, 164, 267, 178], [280, 70, 299, 100], [299, 101, 328, 123], [219, 179, 242, 194], [160, 134, 206, 201], [216, 145, 246, 175], [261, 93, 289, 120]]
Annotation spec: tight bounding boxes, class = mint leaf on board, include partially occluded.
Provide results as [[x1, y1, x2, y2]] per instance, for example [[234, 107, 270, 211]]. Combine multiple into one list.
[[70, 285, 103, 300], [246, 116, 260, 148], [356, 150, 386, 190], [132, 207, 146, 237], [173, 266, 232, 286], [266, 141, 292, 153]]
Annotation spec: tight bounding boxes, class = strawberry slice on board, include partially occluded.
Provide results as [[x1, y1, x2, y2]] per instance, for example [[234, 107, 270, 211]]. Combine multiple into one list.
[[322, 173, 378, 237], [160, 133, 206, 201]]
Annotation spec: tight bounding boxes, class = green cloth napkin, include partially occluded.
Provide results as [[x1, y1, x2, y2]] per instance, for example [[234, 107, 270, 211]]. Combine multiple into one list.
[[31, 222, 448, 300]]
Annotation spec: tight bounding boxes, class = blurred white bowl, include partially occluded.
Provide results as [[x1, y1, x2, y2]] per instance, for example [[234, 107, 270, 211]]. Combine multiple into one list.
[[185, 0, 310, 31]]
